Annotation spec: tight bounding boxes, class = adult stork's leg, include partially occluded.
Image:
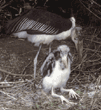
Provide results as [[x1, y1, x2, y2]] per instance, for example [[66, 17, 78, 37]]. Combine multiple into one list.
[[34, 45, 42, 79]]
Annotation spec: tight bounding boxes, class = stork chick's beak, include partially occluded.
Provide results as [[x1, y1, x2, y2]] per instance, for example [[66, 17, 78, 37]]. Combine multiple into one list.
[[61, 54, 68, 68]]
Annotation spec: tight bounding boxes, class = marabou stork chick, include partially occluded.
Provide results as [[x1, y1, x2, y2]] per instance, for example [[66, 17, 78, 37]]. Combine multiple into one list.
[[6, 7, 82, 79], [41, 45, 79, 105]]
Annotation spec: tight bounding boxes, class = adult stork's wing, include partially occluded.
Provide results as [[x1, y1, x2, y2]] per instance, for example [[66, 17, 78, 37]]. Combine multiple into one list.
[[6, 7, 72, 35]]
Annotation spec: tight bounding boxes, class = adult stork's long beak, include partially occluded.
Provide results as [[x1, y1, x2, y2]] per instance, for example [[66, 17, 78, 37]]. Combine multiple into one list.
[[75, 39, 83, 61], [71, 27, 83, 61]]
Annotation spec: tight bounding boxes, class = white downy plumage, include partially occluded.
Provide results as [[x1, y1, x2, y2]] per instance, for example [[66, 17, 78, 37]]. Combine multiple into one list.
[[41, 45, 79, 105]]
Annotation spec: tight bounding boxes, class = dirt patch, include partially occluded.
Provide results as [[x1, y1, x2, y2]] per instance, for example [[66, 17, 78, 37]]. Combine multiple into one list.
[[0, 29, 101, 110]]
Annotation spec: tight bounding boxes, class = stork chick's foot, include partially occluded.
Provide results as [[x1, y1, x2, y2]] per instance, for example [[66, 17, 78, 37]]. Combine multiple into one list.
[[68, 89, 80, 99], [60, 95, 77, 105], [61, 88, 80, 99]]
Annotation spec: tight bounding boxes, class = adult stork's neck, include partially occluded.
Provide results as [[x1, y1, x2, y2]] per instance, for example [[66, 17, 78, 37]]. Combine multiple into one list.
[[55, 30, 71, 40], [55, 17, 76, 41]]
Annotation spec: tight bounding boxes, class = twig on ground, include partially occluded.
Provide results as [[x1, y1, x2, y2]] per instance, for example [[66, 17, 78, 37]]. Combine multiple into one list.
[[0, 90, 17, 100], [0, 68, 33, 77], [85, 38, 101, 45], [0, 85, 13, 88], [21, 60, 32, 74], [0, 80, 25, 84]]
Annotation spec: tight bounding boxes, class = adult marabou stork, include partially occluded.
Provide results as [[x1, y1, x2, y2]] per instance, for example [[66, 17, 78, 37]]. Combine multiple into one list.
[[41, 45, 79, 105], [6, 7, 82, 79]]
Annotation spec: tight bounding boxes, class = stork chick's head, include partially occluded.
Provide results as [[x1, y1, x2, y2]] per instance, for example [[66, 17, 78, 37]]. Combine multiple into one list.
[[57, 45, 73, 64]]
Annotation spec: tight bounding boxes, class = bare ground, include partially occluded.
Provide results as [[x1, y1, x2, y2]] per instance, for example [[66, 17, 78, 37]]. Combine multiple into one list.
[[0, 26, 101, 110]]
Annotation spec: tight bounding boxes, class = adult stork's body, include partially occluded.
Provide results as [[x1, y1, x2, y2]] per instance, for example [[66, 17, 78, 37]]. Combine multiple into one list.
[[41, 45, 79, 105], [6, 7, 81, 79]]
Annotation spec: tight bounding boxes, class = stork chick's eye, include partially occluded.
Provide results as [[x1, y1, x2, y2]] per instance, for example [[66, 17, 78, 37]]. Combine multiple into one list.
[[54, 51, 60, 60]]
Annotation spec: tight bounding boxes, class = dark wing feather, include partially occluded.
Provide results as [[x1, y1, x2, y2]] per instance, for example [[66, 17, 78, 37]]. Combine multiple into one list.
[[40, 53, 55, 77], [40, 50, 61, 77], [6, 7, 72, 35]]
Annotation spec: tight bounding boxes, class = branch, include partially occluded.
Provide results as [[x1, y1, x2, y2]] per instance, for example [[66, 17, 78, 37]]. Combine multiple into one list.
[[0, 0, 13, 10], [92, 0, 101, 7], [79, 0, 101, 20]]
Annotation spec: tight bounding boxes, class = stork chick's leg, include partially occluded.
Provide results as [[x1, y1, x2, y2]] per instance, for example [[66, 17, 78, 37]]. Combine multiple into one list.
[[60, 87, 80, 99], [51, 87, 76, 105], [34, 45, 42, 79]]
